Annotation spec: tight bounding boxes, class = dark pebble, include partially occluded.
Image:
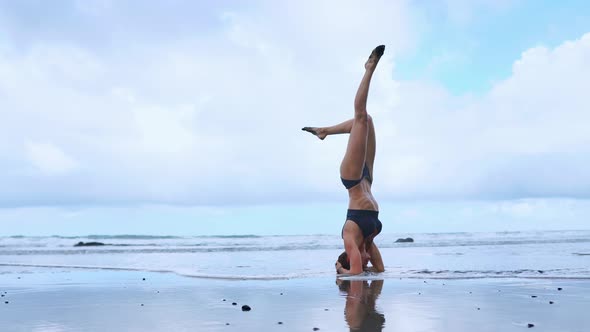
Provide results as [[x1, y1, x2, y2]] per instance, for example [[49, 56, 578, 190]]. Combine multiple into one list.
[[278, 322, 283, 325], [324, 309, 329, 311], [4, 301, 8, 304], [549, 301, 554, 304], [538, 270, 544, 273], [531, 295, 537, 298], [232, 302, 237, 305], [313, 328, 320, 331], [141, 304, 144, 306], [557, 288, 562, 291], [528, 323, 535, 328], [418, 292, 421, 295], [424, 281, 427, 283], [142, 278, 146, 281], [477, 308, 480, 310], [241, 305, 251, 311], [17, 277, 21, 279], [1, 294, 3, 297], [469, 292, 472, 294], [280, 293, 283, 295], [226, 323, 230, 326], [223, 299, 226, 301]]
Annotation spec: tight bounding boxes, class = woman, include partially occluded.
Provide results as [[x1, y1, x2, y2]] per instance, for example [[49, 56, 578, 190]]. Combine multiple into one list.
[[303, 45, 385, 275]]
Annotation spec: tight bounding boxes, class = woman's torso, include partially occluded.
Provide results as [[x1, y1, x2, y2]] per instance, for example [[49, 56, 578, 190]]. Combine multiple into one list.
[[347, 179, 379, 210]]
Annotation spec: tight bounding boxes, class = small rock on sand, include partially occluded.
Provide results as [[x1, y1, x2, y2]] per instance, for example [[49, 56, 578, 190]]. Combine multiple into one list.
[[549, 301, 554, 304], [278, 322, 283, 325], [232, 302, 237, 305], [313, 328, 320, 331], [528, 323, 535, 328], [531, 295, 537, 298], [557, 287, 563, 291], [241, 305, 251, 311], [4, 301, 8, 304]]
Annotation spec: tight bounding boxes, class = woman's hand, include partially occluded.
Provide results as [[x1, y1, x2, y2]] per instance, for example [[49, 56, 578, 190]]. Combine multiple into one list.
[[336, 261, 348, 274]]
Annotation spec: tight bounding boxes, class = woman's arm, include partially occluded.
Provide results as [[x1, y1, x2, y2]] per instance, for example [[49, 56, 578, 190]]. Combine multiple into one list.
[[367, 242, 385, 272]]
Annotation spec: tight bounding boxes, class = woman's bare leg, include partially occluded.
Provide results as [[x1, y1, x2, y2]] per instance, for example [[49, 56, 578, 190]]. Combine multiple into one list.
[[365, 115, 376, 178], [340, 45, 384, 180], [303, 115, 375, 178], [302, 119, 353, 140]]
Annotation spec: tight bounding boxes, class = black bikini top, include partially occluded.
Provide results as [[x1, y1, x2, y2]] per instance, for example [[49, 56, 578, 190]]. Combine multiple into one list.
[[341, 164, 372, 189]]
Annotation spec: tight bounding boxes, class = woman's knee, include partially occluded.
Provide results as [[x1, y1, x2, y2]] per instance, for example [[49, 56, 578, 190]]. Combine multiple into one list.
[[354, 111, 368, 123]]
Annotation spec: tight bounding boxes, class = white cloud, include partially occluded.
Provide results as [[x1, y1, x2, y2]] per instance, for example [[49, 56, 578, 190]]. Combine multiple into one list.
[[24, 141, 79, 176], [0, 1, 588, 207], [375, 32, 590, 200]]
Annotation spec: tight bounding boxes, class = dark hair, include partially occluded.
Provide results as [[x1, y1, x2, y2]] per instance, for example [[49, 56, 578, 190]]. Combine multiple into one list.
[[338, 251, 350, 270]]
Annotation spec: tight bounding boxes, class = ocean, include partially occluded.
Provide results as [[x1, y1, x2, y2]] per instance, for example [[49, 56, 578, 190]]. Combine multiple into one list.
[[1, 230, 589, 280]]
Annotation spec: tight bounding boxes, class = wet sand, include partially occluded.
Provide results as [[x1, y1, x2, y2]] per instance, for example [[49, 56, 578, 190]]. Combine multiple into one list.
[[1, 269, 589, 331]]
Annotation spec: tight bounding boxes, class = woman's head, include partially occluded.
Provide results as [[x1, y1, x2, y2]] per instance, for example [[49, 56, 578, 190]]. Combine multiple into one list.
[[338, 251, 350, 270]]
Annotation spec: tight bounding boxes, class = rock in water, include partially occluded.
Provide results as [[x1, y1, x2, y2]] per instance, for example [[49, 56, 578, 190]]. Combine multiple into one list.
[[74, 241, 105, 247], [241, 305, 251, 311], [395, 237, 414, 243]]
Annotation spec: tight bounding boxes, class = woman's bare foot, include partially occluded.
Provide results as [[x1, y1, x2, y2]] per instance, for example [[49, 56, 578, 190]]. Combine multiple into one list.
[[365, 45, 385, 71], [301, 127, 327, 140]]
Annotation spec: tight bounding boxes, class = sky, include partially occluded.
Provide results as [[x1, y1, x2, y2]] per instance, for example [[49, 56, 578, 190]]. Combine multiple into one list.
[[1, 0, 590, 235]]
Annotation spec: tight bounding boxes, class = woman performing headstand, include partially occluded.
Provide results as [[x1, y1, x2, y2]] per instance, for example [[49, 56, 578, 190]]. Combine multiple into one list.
[[303, 45, 386, 275]]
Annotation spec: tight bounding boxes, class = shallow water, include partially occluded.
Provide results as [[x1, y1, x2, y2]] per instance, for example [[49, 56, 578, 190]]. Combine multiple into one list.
[[1, 270, 589, 332]]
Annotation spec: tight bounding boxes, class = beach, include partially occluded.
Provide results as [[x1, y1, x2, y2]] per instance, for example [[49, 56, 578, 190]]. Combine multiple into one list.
[[1, 269, 589, 331], [1, 231, 589, 331]]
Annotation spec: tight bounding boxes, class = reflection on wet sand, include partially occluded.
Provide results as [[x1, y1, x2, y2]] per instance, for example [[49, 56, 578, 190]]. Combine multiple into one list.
[[337, 279, 386, 331]]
